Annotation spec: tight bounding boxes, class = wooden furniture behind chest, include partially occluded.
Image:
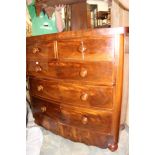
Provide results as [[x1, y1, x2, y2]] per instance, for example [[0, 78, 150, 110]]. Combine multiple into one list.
[[26, 27, 127, 151]]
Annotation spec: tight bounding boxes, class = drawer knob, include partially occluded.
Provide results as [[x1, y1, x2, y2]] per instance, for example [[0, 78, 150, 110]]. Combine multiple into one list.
[[80, 68, 87, 78], [41, 106, 46, 113], [35, 65, 42, 72], [32, 47, 40, 54], [82, 116, 88, 125], [37, 85, 43, 92], [78, 41, 87, 53], [81, 93, 88, 101]]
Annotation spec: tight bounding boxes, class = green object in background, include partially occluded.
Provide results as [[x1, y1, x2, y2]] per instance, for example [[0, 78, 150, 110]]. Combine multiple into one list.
[[27, 0, 58, 36], [32, 12, 58, 36]]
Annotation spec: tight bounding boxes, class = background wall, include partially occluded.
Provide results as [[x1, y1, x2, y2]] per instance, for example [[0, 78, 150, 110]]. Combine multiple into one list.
[[87, 0, 108, 11], [111, 0, 129, 27]]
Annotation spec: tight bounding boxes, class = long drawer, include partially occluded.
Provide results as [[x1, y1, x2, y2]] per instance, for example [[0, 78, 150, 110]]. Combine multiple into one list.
[[29, 78, 113, 109], [31, 97, 112, 134], [34, 113, 111, 148], [57, 37, 114, 61], [27, 61, 115, 85]]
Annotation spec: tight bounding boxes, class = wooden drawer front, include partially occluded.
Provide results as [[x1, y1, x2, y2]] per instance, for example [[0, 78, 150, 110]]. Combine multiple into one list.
[[57, 38, 114, 61], [59, 83, 113, 109], [60, 106, 112, 134], [31, 97, 61, 120], [26, 61, 57, 78], [26, 41, 55, 61], [29, 78, 60, 101], [49, 61, 114, 84], [59, 123, 110, 148], [34, 114, 59, 135], [27, 61, 114, 85]]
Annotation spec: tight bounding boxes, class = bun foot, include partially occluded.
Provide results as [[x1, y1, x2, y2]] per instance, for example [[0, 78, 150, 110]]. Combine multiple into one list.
[[108, 143, 118, 152]]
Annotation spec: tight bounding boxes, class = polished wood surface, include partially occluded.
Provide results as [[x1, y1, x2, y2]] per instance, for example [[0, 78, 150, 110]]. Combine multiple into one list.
[[71, 2, 91, 30], [27, 61, 115, 85], [57, 38, 114, 61], [26, 41, 55, 61], [60, 105, 112, 134], [29, 78, 113, 109], [26, 27, 127, 151]]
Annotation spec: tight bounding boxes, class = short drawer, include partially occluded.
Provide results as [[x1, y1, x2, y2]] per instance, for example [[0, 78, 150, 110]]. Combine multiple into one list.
[[31, 97, 61, 120], [27, 61, 115, 85], [60, 105, 112, 134], [59, 83, 113, 109], [57, 37, 114, 61], [29, 78, 60, 101], [26, 41, 55, 61]]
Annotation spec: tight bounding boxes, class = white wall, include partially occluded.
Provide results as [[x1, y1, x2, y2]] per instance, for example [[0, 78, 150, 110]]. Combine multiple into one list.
[[87, 0, 108, 11]]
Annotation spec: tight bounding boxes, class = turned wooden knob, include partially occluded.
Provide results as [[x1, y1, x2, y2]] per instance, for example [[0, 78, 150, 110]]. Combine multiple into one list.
[[108, 143, 118, 152], [37, 85, 43, 92], [32, 47, 40, 54], [78, 41, 87, 53], [79, 68, 87, 78], [81, 93, 88, 101], [41, 106, 46, 113], [35, 65, 42, 72], [82, 116, 88, 125]]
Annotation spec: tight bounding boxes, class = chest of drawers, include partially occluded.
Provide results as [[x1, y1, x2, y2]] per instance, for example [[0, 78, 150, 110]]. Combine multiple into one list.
[[26, 27, 127, 151]]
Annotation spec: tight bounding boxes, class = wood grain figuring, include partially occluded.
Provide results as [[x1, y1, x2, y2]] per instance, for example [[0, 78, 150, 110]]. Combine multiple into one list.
[[26, 41, 55, 61], [29, 78, 113, 109], [27, 61, 115, 85], [26, 27, 128, 151], [71, 2, 91, 30], [58, 82, 114, 109], [31, 97, 61, 120], [35, 114, 59, 135], [29, 78, 60, 101], [58, 123, 111, 148], [60, 105, 112, 134], [57, 38, 114, 61], [26, 27, 128, 42]]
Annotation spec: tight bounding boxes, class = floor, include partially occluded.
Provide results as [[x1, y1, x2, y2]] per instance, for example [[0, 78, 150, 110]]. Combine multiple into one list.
[[39, 125, 128, 155]]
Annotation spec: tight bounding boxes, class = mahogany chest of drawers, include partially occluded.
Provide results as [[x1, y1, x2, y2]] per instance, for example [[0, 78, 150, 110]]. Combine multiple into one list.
[[26, 27, 127, 151]]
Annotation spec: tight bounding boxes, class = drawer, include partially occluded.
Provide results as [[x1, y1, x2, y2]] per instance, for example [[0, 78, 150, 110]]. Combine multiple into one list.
[[31, 97, 61, 120], [27, 61, 115, 85], [59, 123, 110, 148], [57, 37, 114, 61], [34, 114, 59, 135], [59, 83, 113, 109], [29, 78, 113, 109], [60, 105, 112, 134], [29, 78, 60, 101], [26, 41, 55, 61]]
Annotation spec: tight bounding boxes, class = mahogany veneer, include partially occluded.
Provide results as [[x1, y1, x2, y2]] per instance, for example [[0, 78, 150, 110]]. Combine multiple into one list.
[[26, 27, 128, 151]]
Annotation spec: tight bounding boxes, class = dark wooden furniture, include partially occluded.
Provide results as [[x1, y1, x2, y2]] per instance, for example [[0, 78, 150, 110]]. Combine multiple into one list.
[[35, 0, 91, 31], [35, 0, 86, 16], [70, 2, 91, 30], [26, 27, 128, 151]]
